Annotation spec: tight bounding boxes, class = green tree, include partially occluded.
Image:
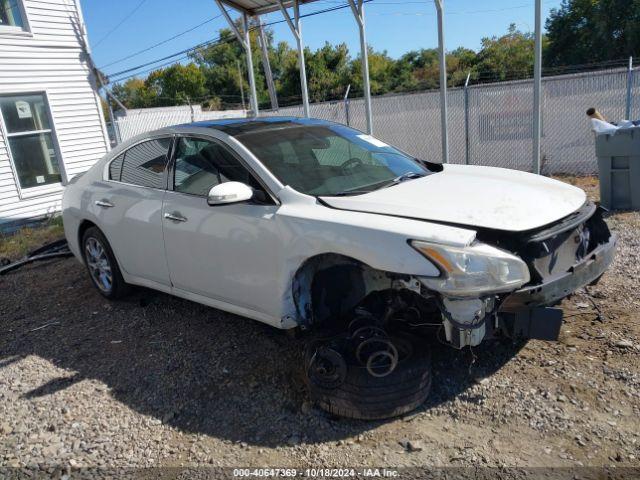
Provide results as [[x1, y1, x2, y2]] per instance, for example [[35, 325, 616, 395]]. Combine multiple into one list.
[[395, 49, 440, 90], [475, 24, 535, 81], [145, 63, 207, 106], [110, 78, 154, 109], [349, 48, 397, 95], [189, 24, 269, 108], [545, 0, 640, 67], [447, 47, 478, 86], [306, 43, 351, 101]]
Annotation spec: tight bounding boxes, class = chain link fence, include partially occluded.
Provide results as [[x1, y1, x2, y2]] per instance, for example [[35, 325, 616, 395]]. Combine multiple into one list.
[[263, 66, 637, 175], [114, 108, 246, 143]]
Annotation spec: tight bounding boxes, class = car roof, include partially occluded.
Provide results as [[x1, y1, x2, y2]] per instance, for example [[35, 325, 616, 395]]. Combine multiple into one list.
[[174, 116, 337, 136]]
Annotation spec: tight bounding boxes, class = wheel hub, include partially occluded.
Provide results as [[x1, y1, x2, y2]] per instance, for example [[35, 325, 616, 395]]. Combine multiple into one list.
[[85, 237, 113, 293]]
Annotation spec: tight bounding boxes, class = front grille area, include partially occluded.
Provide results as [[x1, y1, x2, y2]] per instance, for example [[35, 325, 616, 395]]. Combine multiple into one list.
[[520, 206, 611, 284], [477, 202, 612, 286]]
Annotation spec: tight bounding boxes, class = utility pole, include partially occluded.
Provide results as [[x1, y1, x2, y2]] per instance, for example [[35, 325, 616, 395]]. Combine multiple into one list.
[[237, 59, 246, 111]]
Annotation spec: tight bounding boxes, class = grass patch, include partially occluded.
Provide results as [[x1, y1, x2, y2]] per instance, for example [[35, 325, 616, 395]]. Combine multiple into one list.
[[0, 216, 65, 262]]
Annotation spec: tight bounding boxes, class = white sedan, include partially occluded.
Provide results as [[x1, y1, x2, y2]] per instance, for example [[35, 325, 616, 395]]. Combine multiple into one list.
[[63, 117, 616, 419]]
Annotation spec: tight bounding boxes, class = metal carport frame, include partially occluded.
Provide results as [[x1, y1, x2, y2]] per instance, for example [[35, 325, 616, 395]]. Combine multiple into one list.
[[213, 0, 544, 173], [214, 0, 260, 115], [213, 0, 323, 118], [277, 0, 310, 117]]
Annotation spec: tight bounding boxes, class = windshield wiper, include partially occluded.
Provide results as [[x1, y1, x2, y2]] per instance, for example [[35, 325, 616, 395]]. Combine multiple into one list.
[[381, 171, 426, 189], [331, 190, 375, 196], [330, 172, 426, 197]]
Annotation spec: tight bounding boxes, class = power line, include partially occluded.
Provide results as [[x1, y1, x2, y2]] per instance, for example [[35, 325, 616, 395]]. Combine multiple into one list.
[[107, 28, 244, 82], [99, 14, 224, 70], [92, 0, 148, 49], [107, 1, 371, 83], [104, 0, 543, 81], [107, 34, 227, 79]]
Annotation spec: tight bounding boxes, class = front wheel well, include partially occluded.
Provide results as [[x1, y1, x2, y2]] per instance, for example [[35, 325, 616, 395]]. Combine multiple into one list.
[[292, 253, 396, 328]]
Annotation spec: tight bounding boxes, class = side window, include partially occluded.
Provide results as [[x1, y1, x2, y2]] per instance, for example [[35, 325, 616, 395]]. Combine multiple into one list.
[[108, 154, 124, 181], [120, 138, 171, 189], [173, 137, 262, 196]]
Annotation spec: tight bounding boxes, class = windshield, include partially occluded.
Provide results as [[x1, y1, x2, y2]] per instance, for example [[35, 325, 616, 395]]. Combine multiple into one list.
[[236, 124, 432, 196]]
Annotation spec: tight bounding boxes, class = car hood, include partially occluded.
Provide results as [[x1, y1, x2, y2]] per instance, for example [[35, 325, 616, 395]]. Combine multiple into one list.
[[320, 164, 587, 232]]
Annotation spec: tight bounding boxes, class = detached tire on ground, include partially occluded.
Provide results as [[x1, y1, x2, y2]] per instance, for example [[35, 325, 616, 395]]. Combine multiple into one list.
[[304, 338, 432, 420]]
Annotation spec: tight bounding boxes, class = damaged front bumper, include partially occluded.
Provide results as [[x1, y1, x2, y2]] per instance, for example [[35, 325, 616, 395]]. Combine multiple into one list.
[[433, 224, 616, 348], [500, 233, 617, 311], [494, 232, 616, 342]]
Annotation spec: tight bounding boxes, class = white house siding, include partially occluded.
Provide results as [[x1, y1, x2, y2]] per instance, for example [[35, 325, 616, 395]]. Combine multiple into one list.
[[0, 0, 109, 228]]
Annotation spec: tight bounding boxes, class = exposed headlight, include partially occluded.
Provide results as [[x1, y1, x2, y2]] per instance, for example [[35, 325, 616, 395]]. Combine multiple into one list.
[[411, 240, 530, 297]]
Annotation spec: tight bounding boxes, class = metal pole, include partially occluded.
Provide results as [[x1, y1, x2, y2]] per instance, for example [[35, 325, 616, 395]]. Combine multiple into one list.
[[435, 0, 448, 163], [243, 13, 259, 116], [348, 0, 373, 134], [258, 17, 279, 111], [464, 72, 471, 165], [187, 96, 195, 122], [293, 0, 310, 117], [106, 93, 120, 145], [626, 56, 633, 120], [277, 0, 309, 117], [344, 84, 351, 126], [99, 82, 124, 145], [532, 0, 543, 175]]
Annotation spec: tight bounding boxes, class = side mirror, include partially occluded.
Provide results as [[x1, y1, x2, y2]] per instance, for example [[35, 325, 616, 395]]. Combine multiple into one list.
[[207, 181, 253, 206]]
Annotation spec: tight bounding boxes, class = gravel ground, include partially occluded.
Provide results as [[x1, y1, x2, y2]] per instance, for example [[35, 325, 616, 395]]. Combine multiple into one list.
[[1, 198, 639, 477]]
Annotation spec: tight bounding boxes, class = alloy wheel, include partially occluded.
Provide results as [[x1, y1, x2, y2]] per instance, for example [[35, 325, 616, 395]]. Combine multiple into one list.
[[85, 237, 113, 293]]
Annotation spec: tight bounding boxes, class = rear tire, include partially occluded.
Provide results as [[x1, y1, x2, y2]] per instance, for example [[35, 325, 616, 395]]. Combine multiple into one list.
[[304, 337, 432, 420], [81, 226, 130, 300]]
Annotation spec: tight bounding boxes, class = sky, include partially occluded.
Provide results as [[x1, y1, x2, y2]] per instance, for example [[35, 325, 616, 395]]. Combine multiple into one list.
[[80, 0, 564, 82]]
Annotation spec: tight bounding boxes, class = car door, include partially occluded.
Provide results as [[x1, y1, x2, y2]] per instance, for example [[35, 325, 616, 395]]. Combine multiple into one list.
[[93, 136, 172, 286], [161, 135, 282, 315]]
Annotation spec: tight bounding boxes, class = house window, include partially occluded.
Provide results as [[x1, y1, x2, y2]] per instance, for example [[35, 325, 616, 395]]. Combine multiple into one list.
[[0, 93, 62, 190], [0, 0, 27, 32]]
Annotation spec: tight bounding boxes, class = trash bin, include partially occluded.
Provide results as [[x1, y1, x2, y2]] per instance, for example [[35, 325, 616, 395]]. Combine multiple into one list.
[[594, 126, 640, 210]]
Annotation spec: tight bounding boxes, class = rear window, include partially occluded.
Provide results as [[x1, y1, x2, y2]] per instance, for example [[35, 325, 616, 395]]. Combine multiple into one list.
[[108, 154, 124, 181], [119, 138, 171, 189]]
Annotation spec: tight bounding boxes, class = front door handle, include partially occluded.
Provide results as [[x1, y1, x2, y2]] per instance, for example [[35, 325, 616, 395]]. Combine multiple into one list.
[[95, 199, 114, 208], [164, 212, 188, 223]]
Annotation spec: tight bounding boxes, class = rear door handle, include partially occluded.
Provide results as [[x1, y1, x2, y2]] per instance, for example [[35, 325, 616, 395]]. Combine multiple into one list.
[[164, 212, 188, 222], [95, 199, 114, 208]]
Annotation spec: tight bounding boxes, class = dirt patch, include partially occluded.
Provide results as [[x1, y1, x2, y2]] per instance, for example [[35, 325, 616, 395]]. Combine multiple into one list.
[[0, 183, 639, 474]]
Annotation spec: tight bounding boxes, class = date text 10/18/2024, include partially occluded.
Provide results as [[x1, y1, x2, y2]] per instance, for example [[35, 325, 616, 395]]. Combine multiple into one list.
[[232, 468, 399, 477]]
